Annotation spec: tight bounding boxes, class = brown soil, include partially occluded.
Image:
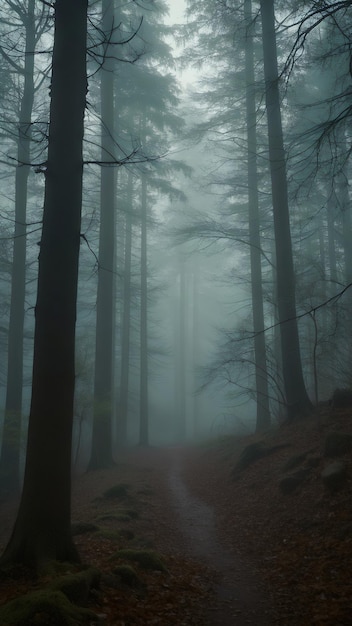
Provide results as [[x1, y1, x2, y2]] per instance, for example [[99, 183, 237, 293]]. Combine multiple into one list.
[[0, 404, 352, 625]]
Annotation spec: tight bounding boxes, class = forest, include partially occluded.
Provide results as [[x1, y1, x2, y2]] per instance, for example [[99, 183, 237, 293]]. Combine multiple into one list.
[[0, 0, 352, 624]]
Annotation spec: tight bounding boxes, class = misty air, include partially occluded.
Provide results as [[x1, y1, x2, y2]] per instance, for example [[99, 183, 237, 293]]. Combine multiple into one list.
[[0, 1, 351, 624]]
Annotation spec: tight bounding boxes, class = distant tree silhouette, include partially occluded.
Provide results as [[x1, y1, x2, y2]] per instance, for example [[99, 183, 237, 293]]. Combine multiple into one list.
[[260, 0, 312, 418], [0, 0, 49, 493], [89, 0, 116, 470]]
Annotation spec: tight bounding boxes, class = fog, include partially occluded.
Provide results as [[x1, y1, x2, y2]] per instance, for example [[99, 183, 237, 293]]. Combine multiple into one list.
[[0, 0, 351, 477]]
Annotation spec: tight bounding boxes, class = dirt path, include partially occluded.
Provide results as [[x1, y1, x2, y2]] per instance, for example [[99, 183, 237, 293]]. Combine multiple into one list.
[[166, 447, 271, 625], [0, 446, 275, 625]]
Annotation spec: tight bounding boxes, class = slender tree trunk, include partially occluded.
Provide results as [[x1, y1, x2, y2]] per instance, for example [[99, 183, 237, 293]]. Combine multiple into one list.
[[90, 0, 116, 468], [1, 0, 87, 568], [336, 148, 352, 379], [260, 0, 312, 417], [192, 265, 200, 439], [327, 191, 338, 286], [244, 0, 270, 432], [139, 171, 149, 445], [176, 258, 187, 441], [338, 170, 352, 286], [0, 0, 36, 493], [271, 239, 284, 415], [118, 172, 133, 446]]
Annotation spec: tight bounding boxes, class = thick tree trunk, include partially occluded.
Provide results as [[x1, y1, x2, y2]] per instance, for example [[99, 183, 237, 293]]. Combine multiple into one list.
[[90, 0, 116, 468], [244, 0, 270, 432], [0, 0, 35, 493], [1, 0, 87, 568], [260, 0, 312, 418]]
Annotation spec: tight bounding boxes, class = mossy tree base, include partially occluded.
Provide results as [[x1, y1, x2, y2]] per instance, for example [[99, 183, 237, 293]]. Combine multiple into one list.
[[0, 589, 99, 626]]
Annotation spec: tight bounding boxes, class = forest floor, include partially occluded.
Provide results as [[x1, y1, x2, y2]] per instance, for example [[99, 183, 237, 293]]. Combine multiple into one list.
[[1, 403, 352, 625]]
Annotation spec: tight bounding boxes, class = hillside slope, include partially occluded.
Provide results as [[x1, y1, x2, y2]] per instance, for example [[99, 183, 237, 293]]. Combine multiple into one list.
[[183, 404, 352, 625]]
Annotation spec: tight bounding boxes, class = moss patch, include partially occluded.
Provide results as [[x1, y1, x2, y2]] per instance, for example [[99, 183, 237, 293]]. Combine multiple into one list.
[[110, 549, 167, 572], [103, 483, 129, 499], [48, 568, 100, 605], [0, 589, 98, 625], [95, 512, 120, 523], [138, 486, 153, 496], [114, 513, 133, 522], [113, 564, 144, 588], [123, 508, 139, 519], [95, 529, 124, 543], [71, 522, 99, 536]]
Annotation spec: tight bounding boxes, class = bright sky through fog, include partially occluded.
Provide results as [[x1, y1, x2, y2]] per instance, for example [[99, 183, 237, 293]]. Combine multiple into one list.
[[167, 0, 186, 23], [165, 0, 196, 90]]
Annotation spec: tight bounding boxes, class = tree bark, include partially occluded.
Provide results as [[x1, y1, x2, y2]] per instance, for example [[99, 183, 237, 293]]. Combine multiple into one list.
[[1, 0, 87, 568], [192, 264, 200, 438], [139, 171, 149, 446], [90, 0, 116, 469], [260, 0, 312, 418], [118, 172, 133, 446], [244, 0, 270, 431], [0, 0, 35, 493], [327, 191, 338, 286], [176, 258, 187, 441]]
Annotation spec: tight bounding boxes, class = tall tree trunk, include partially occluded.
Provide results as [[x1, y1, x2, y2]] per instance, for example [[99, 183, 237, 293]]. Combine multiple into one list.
[[327, 191, 338, 286], [0, 0, 36, 493], [90, 0, 116, 468], [260, 0, 312, 418], [176, 258, 187, 441], [244, 0, 270, 432], [338, 169, 352, 286], [118, 172, 133, 446], [192, 264, 200, 438], [139, 171, 149, 445], [336, 149, 352, 381], [1, 0, 87, 568]]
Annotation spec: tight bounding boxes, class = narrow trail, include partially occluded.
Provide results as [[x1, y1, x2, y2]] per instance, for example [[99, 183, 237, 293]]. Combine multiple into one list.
[[0, 445, 276, 625], [166, 447, 271, 625]]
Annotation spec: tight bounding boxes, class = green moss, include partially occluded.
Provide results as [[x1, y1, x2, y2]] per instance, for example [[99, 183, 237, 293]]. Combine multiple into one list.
[[71, 522, 99, 536], [48, 568, 100, 605], [95, 529, 123, 542], [110, 549, 167, 572], [103, 483, 129, 499], [123, 509, 139, 519], [96, 508, 139, 523], [138, 486, 153, 496], [113, 564, 144, 588], [0, 589, 98, 626], [114, 513, 132, 522], [39, 561, 79, 578], [118, 529, 135, 541], [95, 512, 120, 522]]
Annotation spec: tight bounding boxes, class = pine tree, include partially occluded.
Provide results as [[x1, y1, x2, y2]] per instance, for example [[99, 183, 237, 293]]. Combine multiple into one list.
[[1, 0, 87, 568]]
